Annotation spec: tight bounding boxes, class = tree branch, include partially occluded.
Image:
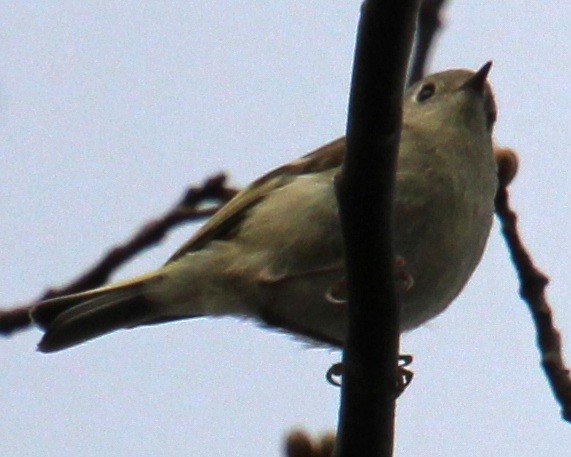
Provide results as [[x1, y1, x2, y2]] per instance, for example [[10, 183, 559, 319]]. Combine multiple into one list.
[[334, 1, 420, 457], [494, 147, 571, 422], [408, 0, 448, 85], [0, 173, 238, 336]]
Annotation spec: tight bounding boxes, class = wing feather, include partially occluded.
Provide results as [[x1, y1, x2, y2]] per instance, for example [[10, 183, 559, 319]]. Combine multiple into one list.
[[167, 137, 345, 263]]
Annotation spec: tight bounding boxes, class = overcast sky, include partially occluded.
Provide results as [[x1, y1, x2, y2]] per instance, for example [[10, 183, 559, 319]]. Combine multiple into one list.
[[1, 2, 570, 456]]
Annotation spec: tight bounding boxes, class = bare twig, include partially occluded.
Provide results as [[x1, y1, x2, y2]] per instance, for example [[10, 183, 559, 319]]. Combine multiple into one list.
[[0, 173, 238, 336], [494, 148, 571, 422], [0, 306, 31, 336], [408, 0, 449, 86], [284, 429, 335, 457], [334, 1, 420, 457]]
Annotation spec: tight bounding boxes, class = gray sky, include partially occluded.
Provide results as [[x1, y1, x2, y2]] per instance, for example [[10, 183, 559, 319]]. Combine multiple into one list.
[[1, 2, 570, 456]]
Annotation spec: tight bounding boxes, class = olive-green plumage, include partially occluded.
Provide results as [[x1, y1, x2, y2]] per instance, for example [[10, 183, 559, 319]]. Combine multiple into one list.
[[32, 63, 497, 352]]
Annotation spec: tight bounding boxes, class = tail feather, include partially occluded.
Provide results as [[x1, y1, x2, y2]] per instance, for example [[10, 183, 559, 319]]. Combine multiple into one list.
[[32, 270, 165, 329], [32, 291, 116, 330], [35, 288, 157, 353]]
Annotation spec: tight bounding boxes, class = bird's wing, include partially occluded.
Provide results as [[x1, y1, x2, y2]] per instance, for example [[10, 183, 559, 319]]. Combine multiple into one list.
[[167, 137, 345, 263]]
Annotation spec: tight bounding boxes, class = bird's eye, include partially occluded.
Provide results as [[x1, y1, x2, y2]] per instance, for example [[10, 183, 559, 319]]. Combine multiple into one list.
[[416, 83, 435, 102]]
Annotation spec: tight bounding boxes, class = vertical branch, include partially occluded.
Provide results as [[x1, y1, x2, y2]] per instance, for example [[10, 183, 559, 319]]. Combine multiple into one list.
[[334, 1, 420, 457]]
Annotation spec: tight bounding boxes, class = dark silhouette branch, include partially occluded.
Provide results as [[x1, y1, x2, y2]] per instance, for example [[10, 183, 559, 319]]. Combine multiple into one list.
[[408, 0, 448, 85], [0, 173, 238, 336], [334, 1, 420, 457], [494, 147, 571, 422]]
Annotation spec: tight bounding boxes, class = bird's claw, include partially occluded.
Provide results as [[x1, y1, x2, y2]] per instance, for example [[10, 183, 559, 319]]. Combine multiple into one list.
[[325, 354, 414, 397]]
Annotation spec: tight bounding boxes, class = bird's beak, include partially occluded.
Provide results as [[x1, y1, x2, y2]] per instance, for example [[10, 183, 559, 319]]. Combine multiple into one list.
[[460, 61, 493, 93]]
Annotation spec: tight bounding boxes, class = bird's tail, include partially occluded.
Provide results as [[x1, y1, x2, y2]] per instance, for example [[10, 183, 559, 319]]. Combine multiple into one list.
[[31, 272, 165, 353]]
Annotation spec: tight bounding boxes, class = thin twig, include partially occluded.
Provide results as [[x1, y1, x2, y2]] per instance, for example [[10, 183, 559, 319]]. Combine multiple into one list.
[[408, 0, 448, 86], [494, 148, 571, 422], [0, 173, 238, 336], [284, 429, 335, 457]]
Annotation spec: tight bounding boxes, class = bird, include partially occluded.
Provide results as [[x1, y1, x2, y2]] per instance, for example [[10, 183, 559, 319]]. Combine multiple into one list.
[[31, 62, 498, 353]]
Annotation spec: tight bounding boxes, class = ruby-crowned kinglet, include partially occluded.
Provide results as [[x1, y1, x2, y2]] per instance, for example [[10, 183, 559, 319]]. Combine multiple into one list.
[[31, 63, 498, 352]]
